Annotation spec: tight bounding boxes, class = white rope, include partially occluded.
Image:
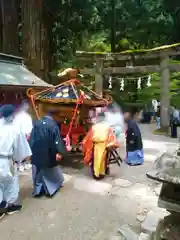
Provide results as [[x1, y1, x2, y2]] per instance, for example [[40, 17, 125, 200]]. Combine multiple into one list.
[[107, 73, 155, 90], [111, 73, 155, 81]]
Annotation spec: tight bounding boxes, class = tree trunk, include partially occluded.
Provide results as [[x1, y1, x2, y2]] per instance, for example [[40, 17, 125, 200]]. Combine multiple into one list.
[[0, 0, 3, 52], [21, 0, 49, 81], [0, 0, 19, 55], [95, 58, 103, 96], [160, 53, 170, 129], [110, 0, 116, 52], [42, 4, 55, 83]]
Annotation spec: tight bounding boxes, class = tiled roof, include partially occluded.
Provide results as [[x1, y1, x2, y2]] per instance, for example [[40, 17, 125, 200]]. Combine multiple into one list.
[[0, 53, 51, 87]]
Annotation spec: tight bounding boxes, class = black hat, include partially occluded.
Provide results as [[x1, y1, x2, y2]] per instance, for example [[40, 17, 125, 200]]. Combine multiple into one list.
[[0, 104, 16, 118]]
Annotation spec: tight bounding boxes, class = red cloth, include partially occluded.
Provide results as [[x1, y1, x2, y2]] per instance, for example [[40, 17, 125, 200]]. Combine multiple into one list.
[[26, 133, 30, 140], [61, 124, 86, 145]]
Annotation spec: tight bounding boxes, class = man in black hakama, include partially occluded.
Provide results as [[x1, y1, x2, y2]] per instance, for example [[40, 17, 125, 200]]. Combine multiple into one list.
[[29, 111, 66, 197]]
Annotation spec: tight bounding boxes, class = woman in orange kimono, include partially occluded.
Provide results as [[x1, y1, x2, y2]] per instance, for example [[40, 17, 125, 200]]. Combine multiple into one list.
[[82, 113, 117, 180]]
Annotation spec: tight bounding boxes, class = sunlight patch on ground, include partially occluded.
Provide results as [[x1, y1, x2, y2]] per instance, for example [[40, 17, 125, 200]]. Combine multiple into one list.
[[144, 154, 157, 163], [63, 173, 73, 183], [112, 183, 158, 208], [73, 177, 112, 195], [126, 183, 158, 209], [143, 140, 166, 151], [129, 183, 156, 201]]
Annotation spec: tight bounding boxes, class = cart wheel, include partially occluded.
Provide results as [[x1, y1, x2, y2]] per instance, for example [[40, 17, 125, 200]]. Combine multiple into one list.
[[116, 158, 122, 167], [105, 166, 110, 175], [114, 150, 122, 167]]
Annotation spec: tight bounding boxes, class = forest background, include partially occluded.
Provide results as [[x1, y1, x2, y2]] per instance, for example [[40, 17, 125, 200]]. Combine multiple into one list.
[[1, 0, 180, 106]]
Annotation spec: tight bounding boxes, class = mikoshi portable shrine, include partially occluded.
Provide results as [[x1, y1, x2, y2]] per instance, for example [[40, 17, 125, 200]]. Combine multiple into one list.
[[27, 68, 110, 152]]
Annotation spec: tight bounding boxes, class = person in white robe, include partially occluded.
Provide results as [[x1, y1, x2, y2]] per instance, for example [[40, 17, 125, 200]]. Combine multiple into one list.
[[104, 103, 127, 160], [13, 101, 33, 171], [0, 105, 32, 219]]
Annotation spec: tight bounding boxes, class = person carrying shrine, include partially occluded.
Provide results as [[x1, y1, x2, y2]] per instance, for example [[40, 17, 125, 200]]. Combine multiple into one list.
[[170, 105, 179, 138], [13, 100, 33, 171], [82, 112, 118, 180], [155, 106, 161, 129], [126, 108, 144, 166], [29, 109, 66, 197], [0, 105, 32, 219], [104, 102, 126, 160]]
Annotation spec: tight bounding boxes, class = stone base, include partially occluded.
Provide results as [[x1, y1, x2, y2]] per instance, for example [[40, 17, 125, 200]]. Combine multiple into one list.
[[153, 214, 180, 240], [158, 183, 180, 212], [177, 150, 180, 157], [139, 233, 152, 240], [109, 225, 153, 240], [141, 209, 168, 234], [117, 225, 139, 240]]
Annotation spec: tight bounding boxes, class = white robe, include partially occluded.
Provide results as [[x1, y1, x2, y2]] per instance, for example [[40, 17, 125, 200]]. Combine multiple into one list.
[[105, 111, 126, 160], [13, 111, 33, 135], [0, 119, 32, 204]]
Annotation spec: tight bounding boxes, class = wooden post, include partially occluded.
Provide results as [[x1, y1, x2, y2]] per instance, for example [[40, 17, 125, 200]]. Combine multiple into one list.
[[95, 58, 103, 96], [160, 53, 170, 128]]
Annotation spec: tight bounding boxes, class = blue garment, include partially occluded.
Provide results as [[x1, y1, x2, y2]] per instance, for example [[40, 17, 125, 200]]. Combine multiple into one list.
[[32, 165, 64, 197], [127, 149, 144, 165], [170, 116, 178, 138], [156, 117, 161, 129], [29, 115, 66, 197], [126, 119, 144, 165], [30, 116, 66, 169]]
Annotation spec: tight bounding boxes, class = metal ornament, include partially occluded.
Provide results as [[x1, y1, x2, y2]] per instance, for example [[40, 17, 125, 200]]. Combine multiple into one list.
[[137, 77, 141, 89], [147, 75, 152, 87], [120, 78, 124, 91], [108, 76, 112, 89]]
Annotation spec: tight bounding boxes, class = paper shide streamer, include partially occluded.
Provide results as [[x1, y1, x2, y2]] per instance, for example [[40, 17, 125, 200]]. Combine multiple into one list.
[[137, 77, 141, 89], [107, 74, 153, 90], [120, 78, 124, 91], [147, 75, 152, 87], [108, 76, 112, 89]]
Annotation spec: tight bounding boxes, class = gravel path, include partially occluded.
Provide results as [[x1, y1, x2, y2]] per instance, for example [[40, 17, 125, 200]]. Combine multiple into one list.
[[0, 124, 178, 240]]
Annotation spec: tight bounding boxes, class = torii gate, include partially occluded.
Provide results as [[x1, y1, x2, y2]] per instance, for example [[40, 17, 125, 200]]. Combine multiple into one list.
[[76, 43, 180, 130]]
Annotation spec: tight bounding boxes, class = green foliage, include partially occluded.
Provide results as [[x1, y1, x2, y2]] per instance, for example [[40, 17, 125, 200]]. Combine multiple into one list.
[[80, 32, 111, 52], [137, 72, 180, 106], [44, 0, 180, 64], [42, 0, 180, 104]]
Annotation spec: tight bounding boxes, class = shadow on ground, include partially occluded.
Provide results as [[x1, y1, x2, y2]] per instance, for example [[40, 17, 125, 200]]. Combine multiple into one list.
[[59, 153, 84, 170]]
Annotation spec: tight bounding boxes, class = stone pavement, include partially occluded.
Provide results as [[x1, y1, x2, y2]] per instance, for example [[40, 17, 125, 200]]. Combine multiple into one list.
[[0, 124, 178, 240]]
